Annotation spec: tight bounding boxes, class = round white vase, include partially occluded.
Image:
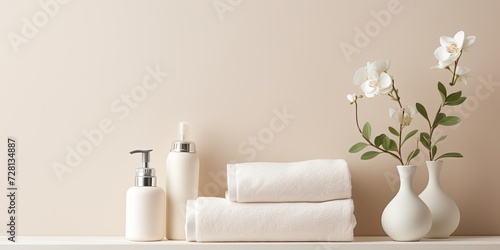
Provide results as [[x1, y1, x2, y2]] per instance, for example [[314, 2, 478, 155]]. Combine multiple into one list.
[[419, 160, 460, 238], [381, 165, 432, 241]]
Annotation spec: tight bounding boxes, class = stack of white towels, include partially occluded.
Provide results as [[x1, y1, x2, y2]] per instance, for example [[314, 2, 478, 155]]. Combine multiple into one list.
[[185, 159, 356, 242]]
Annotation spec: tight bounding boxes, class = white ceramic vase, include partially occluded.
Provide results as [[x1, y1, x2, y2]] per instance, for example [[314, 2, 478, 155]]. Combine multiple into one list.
[[419, 160, 460, 238], [381, 165, 432, 241]]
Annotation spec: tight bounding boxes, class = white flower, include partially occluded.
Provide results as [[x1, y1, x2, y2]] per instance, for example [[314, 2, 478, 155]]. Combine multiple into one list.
[[431, 60, 452, 70], [360, 71, 393, 98], [353, 60, 390, 85], [455, 66, 470, 85], [347, 93, 358, 103], [462, 34, 476, 51], [352, 60, 392, 98], [433, 31, 476, 67], [389, 105, 417, 127]]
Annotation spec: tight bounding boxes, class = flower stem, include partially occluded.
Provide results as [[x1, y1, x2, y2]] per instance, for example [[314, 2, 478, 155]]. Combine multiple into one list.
[[427, 51, 463, 159], [355, 101, 363, 135], [354, 100, 403, 165], [428, 104, 443, 160], [450, 52, 463, 86], [391, 81, 405, 163]]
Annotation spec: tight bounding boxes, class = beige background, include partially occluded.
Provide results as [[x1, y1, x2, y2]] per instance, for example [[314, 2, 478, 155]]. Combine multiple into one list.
[[0, 0, 499, 236]]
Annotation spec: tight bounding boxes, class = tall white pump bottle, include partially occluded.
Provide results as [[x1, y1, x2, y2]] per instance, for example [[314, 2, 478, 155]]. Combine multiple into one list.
[[166, 122, 200, 240]]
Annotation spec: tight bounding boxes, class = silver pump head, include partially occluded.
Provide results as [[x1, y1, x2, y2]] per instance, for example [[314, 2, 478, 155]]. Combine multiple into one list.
[[171, 122, 196, 153], [171, 141, 196, 153], [130, 149, 156, 187]]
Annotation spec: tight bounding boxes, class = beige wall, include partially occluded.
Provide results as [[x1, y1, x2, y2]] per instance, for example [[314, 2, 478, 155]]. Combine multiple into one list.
[[0, 0, 499, 236]]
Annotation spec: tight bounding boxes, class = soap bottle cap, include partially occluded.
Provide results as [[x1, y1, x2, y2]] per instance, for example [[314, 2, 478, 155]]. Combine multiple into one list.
[[171, 122, 196, 153], [130, 149, 156, 187]]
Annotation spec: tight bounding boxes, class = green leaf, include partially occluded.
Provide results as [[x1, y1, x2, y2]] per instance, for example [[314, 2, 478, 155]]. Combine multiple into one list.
[[361, 151, 381, 160], [416, 103, 429, 123], [374, 134, 384, 148], [439, 116, 461, 126], [349, 142, 369, 153], [445, 91, 462, 103], [363, 122, 372, 140], [433, 113, 446, 127], [403, 129, 418, 145], [446, 97, 466, 106], [435, 135, 447, 144], [382, 135, 390, 150], [421, 132, 430, 141], [436, 152, 464, 160], [432, 145, 437, 158], [420, 133, 430, 150], [388, 140, 398, 151], [438, 82, 447, 102], [388, 126, 400, 137], [406, 149, 420, 163]]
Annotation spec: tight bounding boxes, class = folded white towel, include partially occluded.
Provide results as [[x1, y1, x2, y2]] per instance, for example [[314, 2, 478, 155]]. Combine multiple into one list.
[[226, 159, 351, 202], [185, 197, 356, 242]]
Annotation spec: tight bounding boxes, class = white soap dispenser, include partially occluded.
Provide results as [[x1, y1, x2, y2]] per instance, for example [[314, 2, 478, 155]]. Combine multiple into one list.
[[126, 149, 165, 241], [166, 122, 200, 240]]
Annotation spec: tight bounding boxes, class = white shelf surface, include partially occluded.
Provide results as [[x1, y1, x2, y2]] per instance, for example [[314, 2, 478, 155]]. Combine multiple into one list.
[[1, 236, 500, 250]]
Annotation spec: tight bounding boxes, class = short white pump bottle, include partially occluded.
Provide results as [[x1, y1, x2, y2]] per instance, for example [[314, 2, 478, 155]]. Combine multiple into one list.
[[126, 149, 165, 241], [166, 122, 200, 240]]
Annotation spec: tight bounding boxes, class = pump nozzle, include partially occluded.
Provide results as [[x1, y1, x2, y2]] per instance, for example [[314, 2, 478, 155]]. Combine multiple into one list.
[[170, 122, 196, 153], [130, 149, 155, 187], [178, 122, 190, 141], [130, 149, 153, 169]]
